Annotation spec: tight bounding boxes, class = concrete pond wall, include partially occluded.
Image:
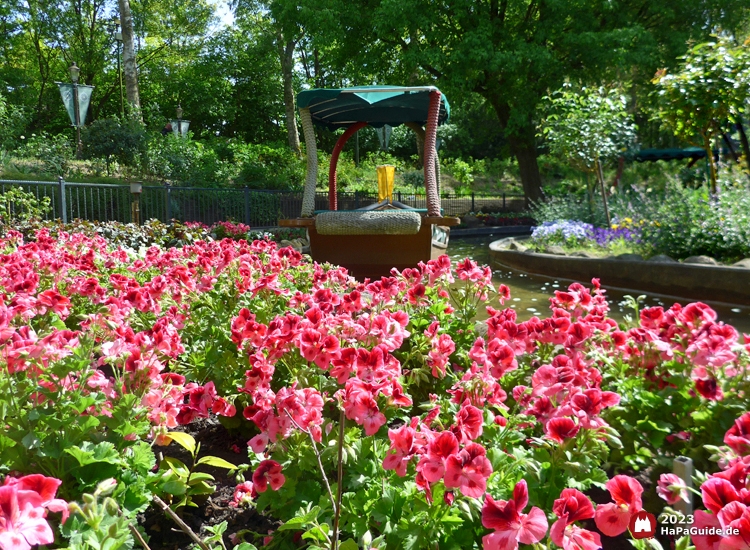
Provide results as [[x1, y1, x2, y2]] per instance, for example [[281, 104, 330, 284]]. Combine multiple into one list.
[[489, 238, 750, 306]]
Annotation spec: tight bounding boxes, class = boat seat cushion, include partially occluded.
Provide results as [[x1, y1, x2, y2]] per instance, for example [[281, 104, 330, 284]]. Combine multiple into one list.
[[316, 210, 422, 235]]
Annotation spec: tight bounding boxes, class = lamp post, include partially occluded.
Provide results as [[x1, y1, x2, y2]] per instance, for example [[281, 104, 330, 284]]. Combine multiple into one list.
[[69, 62, 83, 158], [171, 104, 190, 138], [130, 181, 142, 225], [56, 63, 93, 158]]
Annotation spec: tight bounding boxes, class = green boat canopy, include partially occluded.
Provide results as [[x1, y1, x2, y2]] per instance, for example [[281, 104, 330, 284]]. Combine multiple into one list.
[[296, 85, 450, 131], [634, 147, 706, 162]]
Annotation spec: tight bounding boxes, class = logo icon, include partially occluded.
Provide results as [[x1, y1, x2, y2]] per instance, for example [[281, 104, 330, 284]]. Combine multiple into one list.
[[629, 510, 657, 539]]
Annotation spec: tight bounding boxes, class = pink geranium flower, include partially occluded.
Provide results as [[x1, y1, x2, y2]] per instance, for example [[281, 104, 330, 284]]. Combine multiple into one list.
[[252, 460, 285, 493], [0, 474, 67, 550], [444, 443, 493, 498], [550, 488, 601, 550], [417, 431, 459, 483], [481, 480, 548, 550], [724, 412, 750, 456], [656, 473, 689, 505], [594, 475, 643, 536]]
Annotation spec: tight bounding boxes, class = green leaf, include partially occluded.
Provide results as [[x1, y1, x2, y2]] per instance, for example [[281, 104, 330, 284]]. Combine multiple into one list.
[[278, 506, 321, 531], [66, 441, 122, 466], [196, 456, 237, 470], [338, 540, 358, 550], [162, 479, 189, 496], [187, 480, 215, 495], [166, 432, 196, 454], [21, 432, 40, 450], [162, 457, 190, 477], [233, 544, 258, 550]]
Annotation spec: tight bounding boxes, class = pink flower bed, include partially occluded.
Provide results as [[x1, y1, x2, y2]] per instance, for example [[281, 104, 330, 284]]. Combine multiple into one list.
[[0, 226, 747, 550]]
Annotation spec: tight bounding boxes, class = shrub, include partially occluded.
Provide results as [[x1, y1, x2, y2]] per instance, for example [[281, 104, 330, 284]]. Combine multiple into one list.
[[232, 142, 305, 191], [18, 132, 73, 176], [0, 187, 51, 223], [144, 134, 233, 187], [0, 92, 27, 151], [640, 184, 750, 262], [82, 117, 148, 174]]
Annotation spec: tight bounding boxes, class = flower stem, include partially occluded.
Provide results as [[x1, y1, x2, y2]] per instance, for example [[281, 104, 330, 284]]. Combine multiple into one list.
[[284, 409, 336, 511], [331, 408, 346, 550]]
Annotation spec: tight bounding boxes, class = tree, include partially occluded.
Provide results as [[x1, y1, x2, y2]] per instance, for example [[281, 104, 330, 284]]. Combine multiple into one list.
[[653, 35, 750, 191], [288, 0, 750, 203], [231, 1, 302, 153], [117, 0, 140, 112], [540, 85, 637, 226], [0, 91, 27, 151]]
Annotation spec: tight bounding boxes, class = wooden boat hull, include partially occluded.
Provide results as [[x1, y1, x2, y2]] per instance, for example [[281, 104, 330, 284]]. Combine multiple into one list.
[[308, 222, 450, 280]]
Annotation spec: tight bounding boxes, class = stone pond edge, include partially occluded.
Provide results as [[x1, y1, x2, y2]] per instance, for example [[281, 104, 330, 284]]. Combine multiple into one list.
[[489, 237, 750, 306]]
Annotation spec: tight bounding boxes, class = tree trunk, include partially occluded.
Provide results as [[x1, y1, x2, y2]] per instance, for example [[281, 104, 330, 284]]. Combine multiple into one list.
[[405, 121, 425, 168], [703, 131, 717, 193], [278, 36, 300, 155], [118, 0, 140, 113], [509, 139, 544, 205], [735, 118, 750, 178], [487, 97, 543, 205], [596, 160, 611, 227]]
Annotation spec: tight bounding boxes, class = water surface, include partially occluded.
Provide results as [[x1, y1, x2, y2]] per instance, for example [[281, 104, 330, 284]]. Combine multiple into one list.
[[448, 235, 750, 334]]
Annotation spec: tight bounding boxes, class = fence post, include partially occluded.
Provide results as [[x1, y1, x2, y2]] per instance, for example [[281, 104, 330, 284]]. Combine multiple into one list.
[[355, 190, 360, 209], [165, 184, 172, 222], [58, 176, 68, 223], [471, 192, 475, 212], [503, 193, 506, 209], [398, 191, 402, 203], [244, 187, 251, 226]]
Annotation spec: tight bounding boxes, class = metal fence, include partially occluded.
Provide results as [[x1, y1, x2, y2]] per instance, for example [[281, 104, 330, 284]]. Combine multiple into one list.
[[0, 179, 526, 228]]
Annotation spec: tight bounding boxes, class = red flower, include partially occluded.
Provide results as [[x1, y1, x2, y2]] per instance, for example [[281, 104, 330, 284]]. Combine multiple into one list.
[[550, 488, 600, 550], [716, 501, 750, 549], [701, 478, 739, 515], [417, 431, 459, 483], [444, 443, 493, 498], [724, 412, 750, 456], [482, 480, 548, 550], [252, 460, 285, 493], [455, 403, 484, 442], [497, 284, 511, 305], [0, 474, 68, 550], [545, 417, 580, 444], [691, 510, 722, 550], [594, 475, 643, 537]]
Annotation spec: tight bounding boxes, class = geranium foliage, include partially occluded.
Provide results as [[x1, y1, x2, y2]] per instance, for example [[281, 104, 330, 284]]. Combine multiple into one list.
[[0, 225, 747, 550]]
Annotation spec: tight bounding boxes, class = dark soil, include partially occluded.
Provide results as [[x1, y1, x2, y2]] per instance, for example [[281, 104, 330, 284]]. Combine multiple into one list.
[[140, 418, 275, 550], [140, 418, 672, 550]]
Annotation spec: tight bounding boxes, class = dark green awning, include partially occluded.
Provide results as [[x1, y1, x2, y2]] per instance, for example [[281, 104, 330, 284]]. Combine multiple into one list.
[[296, 86, 450, 131], [634, 148, 706, 162]]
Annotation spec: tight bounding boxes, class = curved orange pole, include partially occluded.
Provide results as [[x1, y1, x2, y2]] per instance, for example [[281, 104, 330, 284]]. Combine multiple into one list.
[[329, 122, 368, 211]]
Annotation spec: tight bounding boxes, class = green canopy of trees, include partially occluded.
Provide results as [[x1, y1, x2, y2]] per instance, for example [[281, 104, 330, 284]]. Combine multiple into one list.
[[1, 0, 749, 197]]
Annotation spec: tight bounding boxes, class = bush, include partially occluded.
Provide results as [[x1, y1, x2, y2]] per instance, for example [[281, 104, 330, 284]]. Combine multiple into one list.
[[640, 183, 750, 262], [83, 117, 148, 174], [232, 142, 305, 191], [0, 187, 51, 223], [0, 92, 26, 152], [18, 132, 73, 176], [144, 135, 233, 187]]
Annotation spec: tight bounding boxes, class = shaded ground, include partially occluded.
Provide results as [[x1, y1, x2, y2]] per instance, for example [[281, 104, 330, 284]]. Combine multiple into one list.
[[141, 418, 275, 550], [142, 418, 668, 550]]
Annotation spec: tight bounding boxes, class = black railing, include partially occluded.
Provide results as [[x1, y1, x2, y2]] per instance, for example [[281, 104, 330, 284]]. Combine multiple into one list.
[[0, 179, 526, 228]]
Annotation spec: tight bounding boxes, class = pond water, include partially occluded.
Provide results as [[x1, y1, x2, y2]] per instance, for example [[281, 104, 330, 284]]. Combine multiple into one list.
[[448, 235, 750, 334]]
